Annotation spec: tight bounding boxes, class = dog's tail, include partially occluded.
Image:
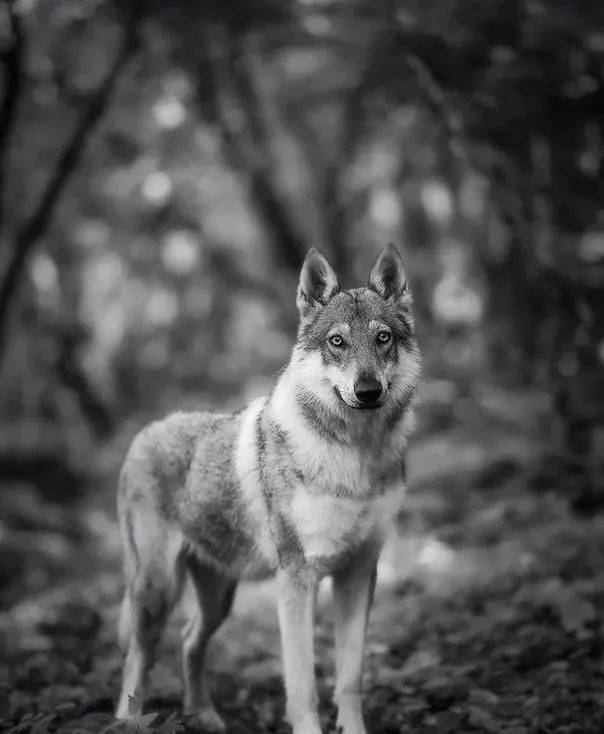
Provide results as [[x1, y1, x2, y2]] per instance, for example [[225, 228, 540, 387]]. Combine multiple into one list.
[[117, 470, 138, 651]]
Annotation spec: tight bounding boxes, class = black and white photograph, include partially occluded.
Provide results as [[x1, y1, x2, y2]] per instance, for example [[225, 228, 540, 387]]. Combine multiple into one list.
[[1, 1, 604, 732]]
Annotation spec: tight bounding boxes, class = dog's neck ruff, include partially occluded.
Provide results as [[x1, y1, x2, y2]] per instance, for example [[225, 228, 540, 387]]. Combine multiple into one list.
[[266, 361, 415, 473], [269, 357, 414, 450]]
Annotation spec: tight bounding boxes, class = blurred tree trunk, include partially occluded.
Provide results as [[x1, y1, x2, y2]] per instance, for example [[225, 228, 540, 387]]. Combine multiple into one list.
[[0, 0, 141, 368], [0, 0, 23, 241], [483, 130, 604, 500], [199, 26, 308, 274]]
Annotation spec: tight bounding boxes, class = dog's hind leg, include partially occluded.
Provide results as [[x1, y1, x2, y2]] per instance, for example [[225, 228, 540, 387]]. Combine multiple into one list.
[[115, 509, 186, 720], [181, 554, 237, 732]]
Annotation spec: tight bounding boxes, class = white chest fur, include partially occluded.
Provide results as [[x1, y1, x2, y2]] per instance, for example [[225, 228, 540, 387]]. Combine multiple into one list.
[[269, 375, 412, 494], [290, 482, 406, 561]]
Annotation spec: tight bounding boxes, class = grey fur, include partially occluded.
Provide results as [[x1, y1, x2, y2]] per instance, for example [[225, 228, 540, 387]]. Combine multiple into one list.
[[295, 385, 350, 444], [115, 245, 422, 734]]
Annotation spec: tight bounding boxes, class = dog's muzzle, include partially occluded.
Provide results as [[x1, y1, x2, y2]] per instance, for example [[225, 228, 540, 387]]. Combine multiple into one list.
[[353, 373, 383, 408]]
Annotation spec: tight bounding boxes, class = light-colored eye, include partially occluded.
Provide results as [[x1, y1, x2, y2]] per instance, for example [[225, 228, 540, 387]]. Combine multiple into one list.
[[377, 330, 391, 344], [329, 334, 344, 348]]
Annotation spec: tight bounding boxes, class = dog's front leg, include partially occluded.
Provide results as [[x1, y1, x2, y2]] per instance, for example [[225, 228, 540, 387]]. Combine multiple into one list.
[[332, 554, 378, 734], [277, 567, 322, 734]]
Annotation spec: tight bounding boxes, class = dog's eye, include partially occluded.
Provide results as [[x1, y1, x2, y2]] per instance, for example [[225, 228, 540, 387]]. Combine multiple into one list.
[[377, 331, 391, 344], [328, 334, 344, 348]]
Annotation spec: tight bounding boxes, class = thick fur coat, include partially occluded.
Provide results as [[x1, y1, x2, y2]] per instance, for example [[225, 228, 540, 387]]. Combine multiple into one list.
[[116, 245, 422, 734]]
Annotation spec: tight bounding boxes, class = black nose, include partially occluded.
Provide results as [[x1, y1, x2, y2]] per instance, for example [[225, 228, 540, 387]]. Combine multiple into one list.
[[354, 373, 382, 404]]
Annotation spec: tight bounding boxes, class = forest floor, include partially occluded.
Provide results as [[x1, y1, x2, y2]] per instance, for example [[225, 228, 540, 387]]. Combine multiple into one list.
[[1, 381, 604, 733]]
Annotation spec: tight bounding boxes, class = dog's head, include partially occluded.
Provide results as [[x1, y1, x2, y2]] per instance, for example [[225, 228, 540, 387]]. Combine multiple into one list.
[[294, 244, 422, 412]]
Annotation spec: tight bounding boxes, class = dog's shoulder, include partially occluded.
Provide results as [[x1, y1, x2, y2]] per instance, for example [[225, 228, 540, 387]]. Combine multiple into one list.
[[126, 411, 226, 465], [120, 410, 242, 504]]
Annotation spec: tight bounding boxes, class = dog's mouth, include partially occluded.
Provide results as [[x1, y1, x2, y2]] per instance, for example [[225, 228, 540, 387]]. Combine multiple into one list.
[[333, 386, 384, 410]]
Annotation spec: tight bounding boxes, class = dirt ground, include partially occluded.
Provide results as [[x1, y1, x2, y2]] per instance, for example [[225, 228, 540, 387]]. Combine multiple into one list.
[[2, 383, 604, 733]]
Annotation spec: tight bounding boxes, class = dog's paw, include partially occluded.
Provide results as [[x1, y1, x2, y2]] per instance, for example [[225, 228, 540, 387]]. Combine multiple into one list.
[[335, 711, 367, 734], [187, 707, 226, 732], [292, 725, 323, 734], [290, 712, 323, 734], [335, 724, 367, 734]]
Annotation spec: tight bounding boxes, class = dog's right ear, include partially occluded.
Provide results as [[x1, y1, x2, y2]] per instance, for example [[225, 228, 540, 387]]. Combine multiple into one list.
[[296, 248, 339, 319]]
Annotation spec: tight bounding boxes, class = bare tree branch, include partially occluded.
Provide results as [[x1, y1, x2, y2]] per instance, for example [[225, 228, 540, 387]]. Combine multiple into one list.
[[201, 26, 308, 274], [55, 322, 114, 439], [404, 52, 473, 170], [0, 0, 23, 240], [0, 0, 142, 361]]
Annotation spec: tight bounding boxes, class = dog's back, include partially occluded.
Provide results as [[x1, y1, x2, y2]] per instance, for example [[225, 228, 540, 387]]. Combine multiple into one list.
[[117, 409, 271, 581]]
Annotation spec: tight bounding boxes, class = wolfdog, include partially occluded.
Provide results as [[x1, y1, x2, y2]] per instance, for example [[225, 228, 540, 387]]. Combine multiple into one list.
[[115, 244, 422, 734]]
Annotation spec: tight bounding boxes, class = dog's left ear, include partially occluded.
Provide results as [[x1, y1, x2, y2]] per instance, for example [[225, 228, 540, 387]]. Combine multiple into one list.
[[296, 248, 339, 319], [368, 243, 412, 312]]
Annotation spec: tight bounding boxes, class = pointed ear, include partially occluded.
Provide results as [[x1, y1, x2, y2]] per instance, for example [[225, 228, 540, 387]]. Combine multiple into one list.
[[368, 243, 412, 311], [296, 248, 339, 319]]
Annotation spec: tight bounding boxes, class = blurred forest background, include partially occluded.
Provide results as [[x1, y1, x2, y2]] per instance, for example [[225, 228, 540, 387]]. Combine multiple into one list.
[[1, 1, 604, 732]]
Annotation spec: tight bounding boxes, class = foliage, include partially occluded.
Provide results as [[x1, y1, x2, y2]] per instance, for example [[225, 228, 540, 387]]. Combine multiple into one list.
[[1, 0, 602, 468], [0, 1, 604, 729], [2, 395, 604, 732]]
